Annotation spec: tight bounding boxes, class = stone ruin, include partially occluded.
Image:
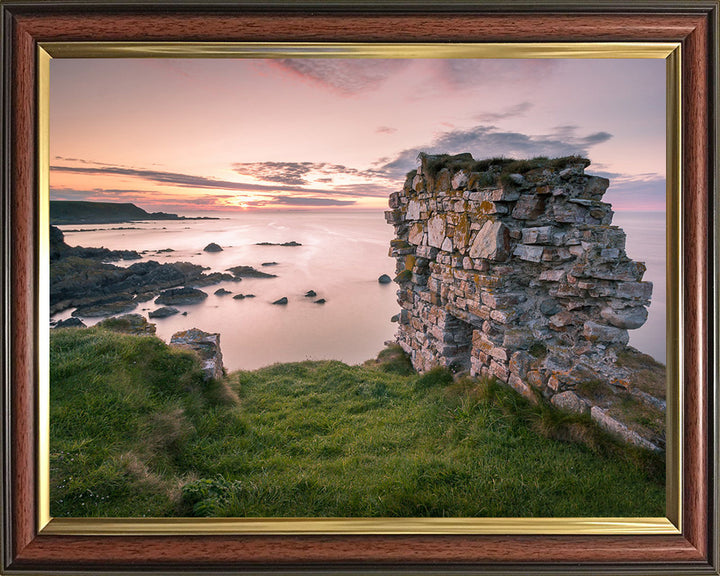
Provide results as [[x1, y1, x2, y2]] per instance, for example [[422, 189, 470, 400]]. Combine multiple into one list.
[[385, 153, 665, 451]]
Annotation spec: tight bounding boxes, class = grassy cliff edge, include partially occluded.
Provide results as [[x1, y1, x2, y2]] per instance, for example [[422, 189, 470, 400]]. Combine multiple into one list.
[[50, 327, 664, 518]]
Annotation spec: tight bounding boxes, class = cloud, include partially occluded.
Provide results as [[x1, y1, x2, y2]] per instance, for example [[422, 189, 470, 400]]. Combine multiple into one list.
[[51, 163, 388, 197], [232, 161, 366, 186], [271, 196, 356, 207], [475, 102, 533, 123], [49, 186, 235, 208], [376, 126, 397, 134], [437, 60, 558, 88], [376, 124, 613, 178], [272, 59, 409, 94]]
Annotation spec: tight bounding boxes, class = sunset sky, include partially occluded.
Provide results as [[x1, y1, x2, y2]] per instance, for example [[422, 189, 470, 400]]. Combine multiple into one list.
[[49, 57, 666, 213]]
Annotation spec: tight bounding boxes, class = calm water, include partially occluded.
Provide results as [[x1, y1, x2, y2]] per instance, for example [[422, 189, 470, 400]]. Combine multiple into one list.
[[53, 210, 399, 371], [613, 211, 666, 364], [52, 209, 666, 369]]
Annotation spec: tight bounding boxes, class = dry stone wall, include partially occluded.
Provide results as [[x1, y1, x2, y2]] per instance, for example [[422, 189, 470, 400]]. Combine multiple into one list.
[[386, 153, 663, 450]]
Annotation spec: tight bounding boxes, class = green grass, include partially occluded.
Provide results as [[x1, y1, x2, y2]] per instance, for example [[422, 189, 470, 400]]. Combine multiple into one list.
[[50, 329, 664, 518], [413, 153, 591, 186]]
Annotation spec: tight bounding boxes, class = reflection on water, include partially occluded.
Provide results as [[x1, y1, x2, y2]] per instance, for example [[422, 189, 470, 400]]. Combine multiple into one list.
[[52, 209, 666, 370], [53, 210, 400, 371]]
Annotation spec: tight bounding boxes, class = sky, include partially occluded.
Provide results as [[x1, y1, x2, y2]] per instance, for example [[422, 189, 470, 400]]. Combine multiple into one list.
[[49, 57, 666, 213]]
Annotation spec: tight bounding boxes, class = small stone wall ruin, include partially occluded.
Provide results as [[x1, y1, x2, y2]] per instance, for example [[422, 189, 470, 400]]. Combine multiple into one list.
[[386, 153, 664, 451]]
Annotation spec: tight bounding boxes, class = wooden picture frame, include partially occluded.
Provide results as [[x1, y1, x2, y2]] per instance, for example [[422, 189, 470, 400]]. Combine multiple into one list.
[[1, 0, 717, 573]]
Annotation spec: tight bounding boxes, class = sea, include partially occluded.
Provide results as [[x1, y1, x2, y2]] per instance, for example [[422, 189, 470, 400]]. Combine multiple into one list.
[[51, 209, 666, 371]]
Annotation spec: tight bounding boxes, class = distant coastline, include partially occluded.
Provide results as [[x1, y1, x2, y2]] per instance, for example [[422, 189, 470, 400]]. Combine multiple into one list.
[[50, 200, 219, 225]]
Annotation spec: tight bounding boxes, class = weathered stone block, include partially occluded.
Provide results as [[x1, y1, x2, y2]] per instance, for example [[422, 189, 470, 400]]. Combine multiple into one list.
[[591, 407, 660, 451], [385, 209, 402, 224], [551, 391, 588, 414], [583, 320, 629, 345], [549, 311, 576, 330], [513, 244, 544, 262], [585, 175, 610, 197], [539, 269, 565, 282], [468, 220, 510, 261], [512, 195, 546, 219], [509, 350, 535, 379], [490, 309, 516, 324], [521, 226, 554, 244], [600, 306, 648, 329], [170, 328, 224, 381], [427, 215, 446, 248], [616, 281, 653, 301], [553, 202, 585, 224], [408, 222, 424, 245], [508, 374, 536, 401], [406, 199, 422, 220], [489, 360, 509, 382]]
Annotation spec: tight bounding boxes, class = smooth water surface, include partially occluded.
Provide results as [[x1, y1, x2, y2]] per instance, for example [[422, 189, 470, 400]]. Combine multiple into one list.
[[52, 209, 666, 370]]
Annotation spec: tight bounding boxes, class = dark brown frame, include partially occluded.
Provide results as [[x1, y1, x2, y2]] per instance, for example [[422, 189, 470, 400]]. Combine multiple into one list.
[[1, 1, 717, 574]]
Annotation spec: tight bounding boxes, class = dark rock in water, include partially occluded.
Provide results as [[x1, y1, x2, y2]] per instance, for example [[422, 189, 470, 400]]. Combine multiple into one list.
[[149, 306, 180, 318], [261, 262, 278, 267], [214, 288, 232, 296], [156, 248, 174, 253], [72, 297, 138, 318], [203, 242, 223, 252], [181, 311, 188, 316], [170, 328, 224, 381], [226, 265, 277, 279], [155, 286, 208, 305], [134, 293, 157, 303], [195, 272, 237, 286], [54, 317, 86, 328], [378, 274, 392, 284], [314, 299, 326, 304], [97, 313, 156, 335], [391, 314, 400, 323], [233, 293, 256, 300], [255, 241, 302, 247], [272, 297, 288, 305], [304, 290, 317, 298]]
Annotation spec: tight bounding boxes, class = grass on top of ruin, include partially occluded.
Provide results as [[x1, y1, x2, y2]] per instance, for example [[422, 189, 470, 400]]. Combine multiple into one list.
[[50, 328, 664, 518]]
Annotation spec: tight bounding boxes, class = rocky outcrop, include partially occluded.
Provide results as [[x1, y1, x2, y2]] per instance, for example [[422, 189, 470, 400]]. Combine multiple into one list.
[[54, 317, 86, 329], [386, 153, 664, 450], [226, 265, 277, 279], [255, 241, 302, 247], [203, 242, 223, 252], [50, 227, 236, 316], [50, 225, 140, 262], [97, 313, 157, 335], [155, 287, 208, 306], [149, 306, 180, 318], [170, 328, 224, 381]]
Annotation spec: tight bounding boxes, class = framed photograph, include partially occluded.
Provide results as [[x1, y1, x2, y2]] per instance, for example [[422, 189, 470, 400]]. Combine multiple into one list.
[[1, 1, 717, 574]]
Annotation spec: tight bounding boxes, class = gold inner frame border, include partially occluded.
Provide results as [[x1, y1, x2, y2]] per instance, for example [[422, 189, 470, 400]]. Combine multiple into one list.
[[36, 41, 682, 537]]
